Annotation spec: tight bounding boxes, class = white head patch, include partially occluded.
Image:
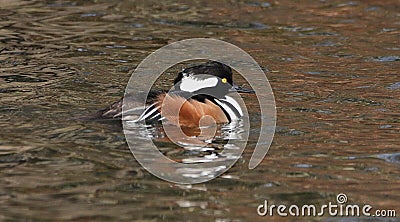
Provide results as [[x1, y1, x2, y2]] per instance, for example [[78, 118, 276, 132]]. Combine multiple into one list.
[[179, 76, 218, 93]]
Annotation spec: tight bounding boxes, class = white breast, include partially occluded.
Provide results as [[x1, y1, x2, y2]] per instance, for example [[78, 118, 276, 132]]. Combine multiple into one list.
[[221, 96, 243, 116], [214, 96, 243, 121]]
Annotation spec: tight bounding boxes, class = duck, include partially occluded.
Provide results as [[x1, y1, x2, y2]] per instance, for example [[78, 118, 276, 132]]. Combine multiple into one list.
[[95, 61, 254, 127]]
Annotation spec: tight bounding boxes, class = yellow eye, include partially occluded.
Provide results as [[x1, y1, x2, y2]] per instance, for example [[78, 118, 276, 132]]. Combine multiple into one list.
[[221, 78, 227, 83]]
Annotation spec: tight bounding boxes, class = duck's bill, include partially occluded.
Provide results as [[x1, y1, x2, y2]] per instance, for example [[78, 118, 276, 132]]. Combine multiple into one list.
[[230, 83, 255, 93]]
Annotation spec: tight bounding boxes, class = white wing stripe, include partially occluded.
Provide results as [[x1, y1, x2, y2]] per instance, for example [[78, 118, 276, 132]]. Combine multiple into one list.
[[136, 104, 160, 122]]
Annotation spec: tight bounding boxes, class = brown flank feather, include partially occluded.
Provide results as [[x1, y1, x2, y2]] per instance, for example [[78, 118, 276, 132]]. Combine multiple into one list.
[[157, 94, 228, 127]]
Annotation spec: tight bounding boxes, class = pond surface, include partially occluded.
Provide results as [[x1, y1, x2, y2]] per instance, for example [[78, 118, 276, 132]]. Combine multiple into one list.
[[0, 0, 399, 221]]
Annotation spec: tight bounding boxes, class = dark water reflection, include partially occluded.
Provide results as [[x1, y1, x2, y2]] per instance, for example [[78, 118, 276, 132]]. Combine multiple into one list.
[[0, 0, 399, 221]]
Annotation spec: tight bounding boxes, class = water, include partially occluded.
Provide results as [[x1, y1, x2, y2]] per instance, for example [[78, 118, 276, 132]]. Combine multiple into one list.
[[0, 0, 399, 221]]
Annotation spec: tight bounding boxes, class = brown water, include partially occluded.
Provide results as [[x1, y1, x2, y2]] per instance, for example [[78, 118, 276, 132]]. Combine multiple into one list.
[[0, 0, 399, 221]]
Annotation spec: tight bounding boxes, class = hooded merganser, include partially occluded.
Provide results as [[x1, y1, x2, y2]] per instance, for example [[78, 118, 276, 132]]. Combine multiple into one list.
[[96, 61, 254, 127]]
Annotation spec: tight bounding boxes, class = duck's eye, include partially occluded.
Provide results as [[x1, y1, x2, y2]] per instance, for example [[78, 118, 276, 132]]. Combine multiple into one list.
[[221, 78, 227, 83]]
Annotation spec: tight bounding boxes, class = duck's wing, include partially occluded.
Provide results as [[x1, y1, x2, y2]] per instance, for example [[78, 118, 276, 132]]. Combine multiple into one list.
[[132, 90, 192, 123], [90, 89, 166, 120], [96, 97, 124, 119], [91, 96, 144, 120]]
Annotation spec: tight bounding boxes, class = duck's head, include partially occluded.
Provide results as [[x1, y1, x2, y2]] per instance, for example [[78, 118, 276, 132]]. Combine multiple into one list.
[[173, 61, 254, 98]]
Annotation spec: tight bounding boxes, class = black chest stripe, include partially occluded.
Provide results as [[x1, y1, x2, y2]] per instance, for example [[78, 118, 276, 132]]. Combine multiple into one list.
[[220, 99, 242, 119]]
